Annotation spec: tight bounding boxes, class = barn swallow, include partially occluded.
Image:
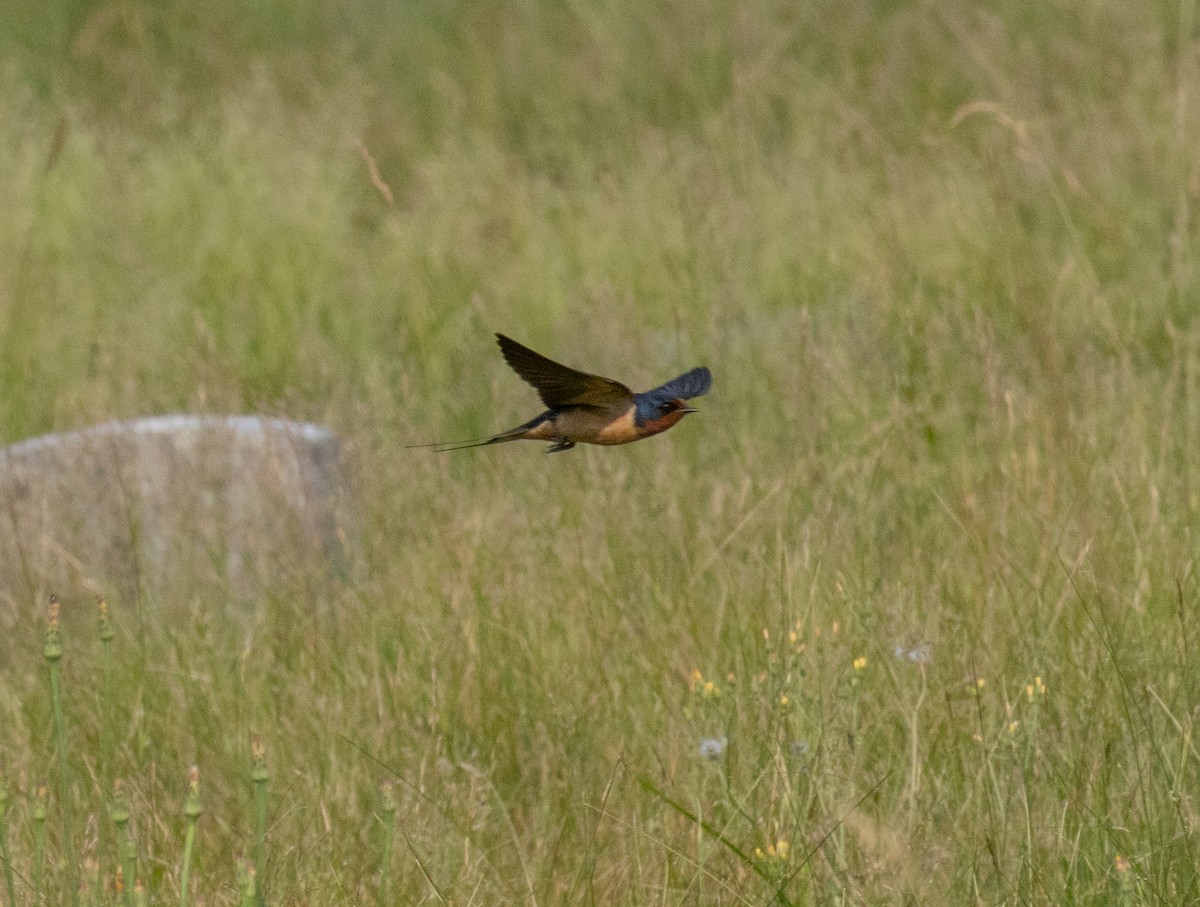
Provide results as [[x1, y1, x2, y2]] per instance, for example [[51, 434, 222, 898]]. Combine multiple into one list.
[[426, 334, 712, 453]]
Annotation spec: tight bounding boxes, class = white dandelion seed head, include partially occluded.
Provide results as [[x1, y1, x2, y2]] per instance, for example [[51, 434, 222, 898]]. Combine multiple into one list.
[[894, 642, 932, 664]]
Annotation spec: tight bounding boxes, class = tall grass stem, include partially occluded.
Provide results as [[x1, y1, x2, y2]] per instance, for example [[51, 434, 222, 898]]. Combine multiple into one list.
[[377, 780, 396, 907], [237, 858, 257, 907], [98, 597, 115, 888], [44, 595, 78, 904], [0, 775, 14, 907], [179, 766, 202, 907], [111, 781, 136, 907], [32, 782, 47, 903], [249, 736, 268, 907]]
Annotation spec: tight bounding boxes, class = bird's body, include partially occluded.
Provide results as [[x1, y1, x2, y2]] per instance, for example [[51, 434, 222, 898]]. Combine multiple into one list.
[[430, 334, 712, 453]]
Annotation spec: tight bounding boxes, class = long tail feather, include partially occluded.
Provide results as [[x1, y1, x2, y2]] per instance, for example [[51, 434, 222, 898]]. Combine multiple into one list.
[[404, 438, 489, 450], [431, 437, 504, 452], [408, 423, 545, 452], [404, 436, 503, 452], [408, 412, 552, 452]]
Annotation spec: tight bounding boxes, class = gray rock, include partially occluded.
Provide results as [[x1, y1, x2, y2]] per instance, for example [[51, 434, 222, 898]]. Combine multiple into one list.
[[0, 415, 350, 609]]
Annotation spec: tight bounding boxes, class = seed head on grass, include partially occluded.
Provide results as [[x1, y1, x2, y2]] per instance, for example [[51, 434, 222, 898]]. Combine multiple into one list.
[[249, 736, 268, 784], [45, 594, 62, 657], [97, 596, 113, 639]]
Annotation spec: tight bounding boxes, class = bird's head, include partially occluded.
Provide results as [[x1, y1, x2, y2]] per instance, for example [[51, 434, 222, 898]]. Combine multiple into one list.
[[635, 397, 698, 437]]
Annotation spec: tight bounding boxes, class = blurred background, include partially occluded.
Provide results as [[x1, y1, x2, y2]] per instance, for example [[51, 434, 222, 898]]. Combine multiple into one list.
[[1, 1, 1198, 902]]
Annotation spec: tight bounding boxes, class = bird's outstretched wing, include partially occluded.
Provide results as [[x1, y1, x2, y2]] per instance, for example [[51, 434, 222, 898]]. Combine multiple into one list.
[[496, 334, 633, 410], [637, 366, 712, 406]]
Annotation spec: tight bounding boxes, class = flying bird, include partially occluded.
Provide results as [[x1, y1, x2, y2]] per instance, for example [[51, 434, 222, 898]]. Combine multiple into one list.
[[426, 334, 712, 453]]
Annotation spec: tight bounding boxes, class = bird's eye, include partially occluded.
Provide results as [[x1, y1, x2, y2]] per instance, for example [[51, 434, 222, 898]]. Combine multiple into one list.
[[660, 401, 675, 414]]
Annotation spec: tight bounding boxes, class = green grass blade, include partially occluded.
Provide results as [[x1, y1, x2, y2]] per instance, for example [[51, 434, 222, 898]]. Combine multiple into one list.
[[249, 736, 268, 907], [179, 767, 202, 907], [0, 774, 15, 907], [376, 780, 396, 907]]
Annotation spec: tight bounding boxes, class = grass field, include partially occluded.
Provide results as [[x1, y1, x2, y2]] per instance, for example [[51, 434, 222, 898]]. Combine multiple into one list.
[[2, 0, 1199, 903]]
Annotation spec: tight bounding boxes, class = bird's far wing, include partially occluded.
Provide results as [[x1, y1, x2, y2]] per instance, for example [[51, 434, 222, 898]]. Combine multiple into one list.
[[641, 366, 712, 403], [496, 334, 633, 410]]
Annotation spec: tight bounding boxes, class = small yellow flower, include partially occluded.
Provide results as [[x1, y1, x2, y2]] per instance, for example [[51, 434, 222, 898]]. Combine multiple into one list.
[[853, 656, 867, 671], [788, 630, 798, 645], [1026, 675, 1046, 701], [762, 839, 790, 860], [691, 669, 703, 683], [1115, 854, 1131, 874], [703, 680, 717, 698], [779, 694, 790, 706], [831, 621, 840, 635], [1008, 720, 1020, 734], [976, 678, 986, 689]]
